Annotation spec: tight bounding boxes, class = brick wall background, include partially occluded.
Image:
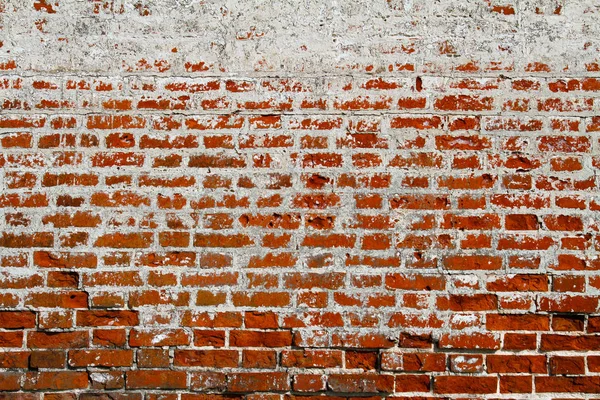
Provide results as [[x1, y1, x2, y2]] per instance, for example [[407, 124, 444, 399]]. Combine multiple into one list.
[[1, 0, 600, 397]]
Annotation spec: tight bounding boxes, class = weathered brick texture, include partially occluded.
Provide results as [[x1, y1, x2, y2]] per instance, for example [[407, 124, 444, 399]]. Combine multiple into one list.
[[1, 0, 600, 397]]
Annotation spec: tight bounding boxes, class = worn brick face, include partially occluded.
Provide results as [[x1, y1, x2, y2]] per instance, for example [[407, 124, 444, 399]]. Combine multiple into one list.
[[0, 0, 599, 397]]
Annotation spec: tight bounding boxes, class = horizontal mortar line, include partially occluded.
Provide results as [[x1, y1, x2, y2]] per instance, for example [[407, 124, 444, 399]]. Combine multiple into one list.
[[4, 72, 600, 79], [0, 110, 597, 118]]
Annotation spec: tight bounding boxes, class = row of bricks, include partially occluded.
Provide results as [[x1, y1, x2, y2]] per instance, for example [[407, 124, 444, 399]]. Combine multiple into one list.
[[3, 348, 600, 374], [1, 369, 600, 394], [1, 114, 600, 131], [0, 288, 599, 310], [6, 76, 600, 94], [1, 307, 600, 330], [0, 249, 589, 270], [3, 328, 600, 352], [0, 230, 598, 253]]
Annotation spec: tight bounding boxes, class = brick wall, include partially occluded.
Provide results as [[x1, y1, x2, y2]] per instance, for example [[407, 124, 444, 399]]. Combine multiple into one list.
[[1, 0, 600, 397]]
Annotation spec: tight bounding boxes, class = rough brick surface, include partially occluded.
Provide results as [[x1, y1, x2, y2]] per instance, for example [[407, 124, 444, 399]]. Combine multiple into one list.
[[1, 0, 600, 397]]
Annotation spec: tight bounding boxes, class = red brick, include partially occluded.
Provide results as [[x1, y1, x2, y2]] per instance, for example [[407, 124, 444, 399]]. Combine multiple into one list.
[[68, 350, 133, 367], [434, 376, 497, 394], [126, 370, 187, 389], [227, 372, 290, 392], [327, 374, 394, 393], [23, 371, 88, 390]]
